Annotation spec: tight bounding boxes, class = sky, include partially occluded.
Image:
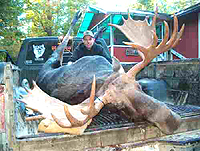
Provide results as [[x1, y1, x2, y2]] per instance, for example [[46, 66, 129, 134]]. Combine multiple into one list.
[[94, 0, 136, 11]]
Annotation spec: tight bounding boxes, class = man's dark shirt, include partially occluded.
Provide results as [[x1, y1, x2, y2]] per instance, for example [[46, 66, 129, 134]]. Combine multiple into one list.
[[68, 42, 112, 64]]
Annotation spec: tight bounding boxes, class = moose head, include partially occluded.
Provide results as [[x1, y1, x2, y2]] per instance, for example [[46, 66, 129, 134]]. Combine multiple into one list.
[[20, 9, 185, 135]]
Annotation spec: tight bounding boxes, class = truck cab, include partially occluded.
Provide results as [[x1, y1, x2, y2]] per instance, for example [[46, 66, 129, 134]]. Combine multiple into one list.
[[16, 37, 70, 86], [15, 36, 110, 86]]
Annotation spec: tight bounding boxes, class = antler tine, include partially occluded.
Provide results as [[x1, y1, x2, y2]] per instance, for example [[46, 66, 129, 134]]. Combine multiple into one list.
[[52, 104, 86, 128], [26, 115, 45, 121], [165, 14, 178, 50], [81, 75, 107, 118], [156, 21, 169, 51], [128, 12, 132, 21], [172, 24, 185, 48], [51, 102, 88, 128], [51, 110, 72, 128], [52, 75, 105, 128], [124, 14, 184, 79], [151, 6, 158, 28], [81, 75, 96, 115], [157, 15, 185, 53], [108, 15, 126, 31]]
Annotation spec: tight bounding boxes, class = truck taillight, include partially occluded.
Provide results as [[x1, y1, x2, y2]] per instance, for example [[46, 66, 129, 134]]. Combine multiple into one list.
[[52, 46, 57, 51]]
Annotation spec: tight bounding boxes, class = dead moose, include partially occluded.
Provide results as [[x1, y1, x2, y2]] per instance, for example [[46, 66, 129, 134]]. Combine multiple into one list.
[[20, 9, 185, 135]]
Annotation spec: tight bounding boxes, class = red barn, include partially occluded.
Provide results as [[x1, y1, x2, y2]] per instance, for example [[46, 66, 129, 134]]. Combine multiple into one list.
[[174, 3, 200, 59]]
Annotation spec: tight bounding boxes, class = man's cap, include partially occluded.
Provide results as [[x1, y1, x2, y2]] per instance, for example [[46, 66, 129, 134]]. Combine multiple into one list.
[[83, 30, 94, 38]]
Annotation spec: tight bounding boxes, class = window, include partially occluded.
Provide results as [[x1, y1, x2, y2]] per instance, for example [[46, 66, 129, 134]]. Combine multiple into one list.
[[25, 40, 58, 65]]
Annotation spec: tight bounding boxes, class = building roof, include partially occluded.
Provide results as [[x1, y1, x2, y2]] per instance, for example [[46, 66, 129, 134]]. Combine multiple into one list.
[[77, 3, 200, 38], [174, 2, 200, 17], [77, 6, 171, 38]]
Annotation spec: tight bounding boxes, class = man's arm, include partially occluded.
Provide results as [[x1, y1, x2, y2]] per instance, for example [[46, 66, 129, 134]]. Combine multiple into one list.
[[68, 47, 80, 63], [98, 45, 112, 64]]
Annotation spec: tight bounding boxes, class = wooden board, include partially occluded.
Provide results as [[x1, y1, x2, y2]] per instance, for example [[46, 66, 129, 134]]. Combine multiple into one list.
[[0, 85, 5, 132]]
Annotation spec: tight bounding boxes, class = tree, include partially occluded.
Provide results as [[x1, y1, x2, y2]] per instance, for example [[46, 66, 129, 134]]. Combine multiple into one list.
[[0, 0, 24, 61], [171, 0, 199, 12], [131, 0, 200, 14], [23, 0, 96, 37], [132, 0, 155, 11], [0, 0, 96, 61]]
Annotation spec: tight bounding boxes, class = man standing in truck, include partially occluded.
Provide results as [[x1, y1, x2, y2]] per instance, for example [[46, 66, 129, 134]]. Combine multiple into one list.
[[67, 30, 112, 65]]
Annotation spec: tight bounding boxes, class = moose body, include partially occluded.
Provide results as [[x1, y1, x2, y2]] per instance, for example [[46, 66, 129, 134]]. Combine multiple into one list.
[[21, 9, 184, 135], [36, 55, 113, 104]]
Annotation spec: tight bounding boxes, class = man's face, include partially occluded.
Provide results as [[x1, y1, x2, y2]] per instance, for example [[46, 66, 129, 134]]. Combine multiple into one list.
[[82, 35, 95, 50]]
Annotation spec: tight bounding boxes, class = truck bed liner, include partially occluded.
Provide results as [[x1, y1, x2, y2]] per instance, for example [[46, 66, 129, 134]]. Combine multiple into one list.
[[16, 103, 200, 140]]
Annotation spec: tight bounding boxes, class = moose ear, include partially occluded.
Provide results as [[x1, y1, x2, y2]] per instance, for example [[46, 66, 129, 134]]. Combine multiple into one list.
[[112, 56, 125, 74]]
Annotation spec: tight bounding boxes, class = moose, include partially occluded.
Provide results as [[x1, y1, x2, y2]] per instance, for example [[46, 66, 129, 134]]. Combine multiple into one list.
[[20, 9, 185, 135]]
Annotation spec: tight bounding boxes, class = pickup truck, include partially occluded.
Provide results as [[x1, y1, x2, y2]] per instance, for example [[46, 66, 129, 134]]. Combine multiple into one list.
[[0, 36, 75, 150], [0, 36, 129, 151], [1, 36, 200, 151]]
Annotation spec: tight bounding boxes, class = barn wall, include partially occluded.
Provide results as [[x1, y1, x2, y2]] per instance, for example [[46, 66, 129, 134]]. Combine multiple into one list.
[[174, 12, 199, 58], [110, 47, 142, 62]]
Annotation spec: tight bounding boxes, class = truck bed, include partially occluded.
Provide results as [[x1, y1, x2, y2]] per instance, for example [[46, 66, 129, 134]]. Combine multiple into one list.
[[2, 59, 200, 151], [14, 103, 200, 151]]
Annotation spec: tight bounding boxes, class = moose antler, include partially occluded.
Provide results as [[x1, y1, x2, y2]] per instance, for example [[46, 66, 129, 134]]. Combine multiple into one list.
[[109, 11, 185, 80], [20, 76, 107, 134], [51, 75, 107, 128]]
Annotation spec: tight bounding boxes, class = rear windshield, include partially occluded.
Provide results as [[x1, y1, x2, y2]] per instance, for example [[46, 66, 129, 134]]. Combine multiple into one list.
[[25, 40, 58, 65]]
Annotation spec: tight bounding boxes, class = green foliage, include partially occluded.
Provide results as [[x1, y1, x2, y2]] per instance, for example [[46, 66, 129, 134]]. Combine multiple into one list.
[[23, 0, 95, 37], [0, 0, 25, 61], [0, 51, 7, 62], [132, 0, 155, 11], [0, 0, 95, 61], [170, 0, 200, 12], [131, 0, 200, 14]]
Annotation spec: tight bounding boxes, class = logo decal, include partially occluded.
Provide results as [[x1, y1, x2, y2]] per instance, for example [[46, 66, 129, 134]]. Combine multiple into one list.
[[33, 44, 45, 60]]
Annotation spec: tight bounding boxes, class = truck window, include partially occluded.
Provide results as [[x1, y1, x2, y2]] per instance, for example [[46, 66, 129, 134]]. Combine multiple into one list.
[[25, 41, 58, 65]]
